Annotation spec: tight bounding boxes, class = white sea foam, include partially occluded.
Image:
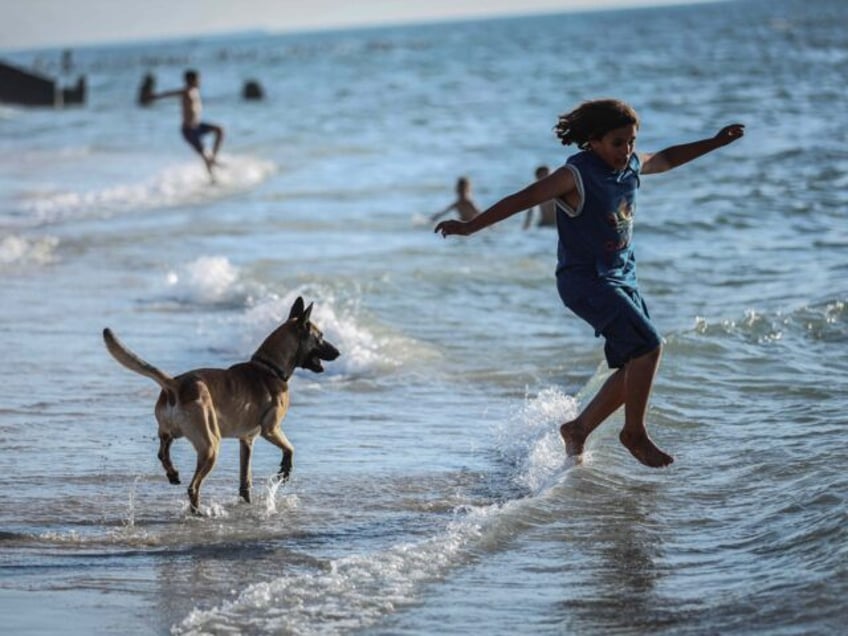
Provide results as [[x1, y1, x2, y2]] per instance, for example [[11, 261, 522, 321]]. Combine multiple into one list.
[[239, 290, 423, 378], [174, 387, 581, 635], [0, 234, 59, 267], [154, 260, 428, 378], [174, 504, 495, 634], [164, 255, 247, 307], [12, 154, 275, 227]]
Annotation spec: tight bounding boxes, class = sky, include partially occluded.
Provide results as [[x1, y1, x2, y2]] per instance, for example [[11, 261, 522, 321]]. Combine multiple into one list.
[[1, 0, 703, 52]]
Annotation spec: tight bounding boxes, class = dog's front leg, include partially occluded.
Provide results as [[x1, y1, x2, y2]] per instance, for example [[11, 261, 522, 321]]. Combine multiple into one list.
[[158, 434, 180, 484], [239, 437, 254, 503], [261, 427, 294, 481], [280, 449, 293, 480]]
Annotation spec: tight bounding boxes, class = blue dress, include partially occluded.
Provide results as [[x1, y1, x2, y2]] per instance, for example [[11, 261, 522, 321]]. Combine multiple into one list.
[[554, 150, 661, 368]]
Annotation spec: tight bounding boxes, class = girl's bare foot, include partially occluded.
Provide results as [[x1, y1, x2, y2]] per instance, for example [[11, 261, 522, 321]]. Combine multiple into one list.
[[560, 421, 586, 457], [619, 429, 674, 468]]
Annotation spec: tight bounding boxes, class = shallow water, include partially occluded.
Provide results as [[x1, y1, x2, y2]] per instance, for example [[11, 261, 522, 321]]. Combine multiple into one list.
[[1, 0, 847, 634]]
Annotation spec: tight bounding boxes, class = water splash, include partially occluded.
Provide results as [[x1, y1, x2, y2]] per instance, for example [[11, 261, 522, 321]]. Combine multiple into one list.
[[173, 386, 584, 635], [10, 154, 275, 228], [164, 256, 246, 307]]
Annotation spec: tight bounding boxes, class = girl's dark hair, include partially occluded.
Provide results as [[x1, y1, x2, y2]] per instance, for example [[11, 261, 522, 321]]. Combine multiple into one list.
[[554, 99, 639, 148]]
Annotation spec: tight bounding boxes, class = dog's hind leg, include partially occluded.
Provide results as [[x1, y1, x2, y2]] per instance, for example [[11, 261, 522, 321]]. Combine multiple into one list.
[[184, 394, 221, 514], [239, 437, 254, 503], [158, 434, 181, 485], [187, 443, 219, 514]]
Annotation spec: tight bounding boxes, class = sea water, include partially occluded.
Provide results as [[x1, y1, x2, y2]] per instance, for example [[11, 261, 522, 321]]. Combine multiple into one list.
[[1, 0, 847, 633]]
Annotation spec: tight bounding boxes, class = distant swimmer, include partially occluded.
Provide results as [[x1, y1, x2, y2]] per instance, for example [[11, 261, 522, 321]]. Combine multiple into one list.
[[147, 69, 225, 179], [522, 165, 557, 229], [430, 176, 482, 224]]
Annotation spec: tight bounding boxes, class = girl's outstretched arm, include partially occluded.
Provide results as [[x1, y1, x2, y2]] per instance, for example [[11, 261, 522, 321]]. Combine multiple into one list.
[[435, 166, 576, 237], [641, 123, 745, 175]]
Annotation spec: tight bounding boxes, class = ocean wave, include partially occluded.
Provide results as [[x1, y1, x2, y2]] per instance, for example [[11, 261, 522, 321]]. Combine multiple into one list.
[[160, 255, 255, 309], [9, 154, 275, 228], [238, 289, 433, 379], [145, 255, 440, 381], [691, 300, 847, 345], [173, 386, 583, 635], [174, 521, 479, 634]]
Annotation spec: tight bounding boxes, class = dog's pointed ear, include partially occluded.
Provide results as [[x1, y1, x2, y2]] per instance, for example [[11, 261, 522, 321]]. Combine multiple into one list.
[[288, 296, 305, 322], [302, 302, 314, 325]]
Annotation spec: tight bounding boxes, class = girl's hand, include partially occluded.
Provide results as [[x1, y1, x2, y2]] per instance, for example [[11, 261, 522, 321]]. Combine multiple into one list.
[[715, 123, 745, 146], [434, 220, 469, 237]]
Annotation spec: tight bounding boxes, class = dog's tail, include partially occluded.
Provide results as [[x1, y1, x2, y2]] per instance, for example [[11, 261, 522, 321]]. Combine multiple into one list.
[[102, 328, 175, 391]]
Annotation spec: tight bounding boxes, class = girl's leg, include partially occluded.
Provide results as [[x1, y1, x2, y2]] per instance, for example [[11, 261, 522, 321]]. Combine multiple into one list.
[[561, 344, 673, 467], [560, 367, 625, 456], [619, 345, 673, 467]]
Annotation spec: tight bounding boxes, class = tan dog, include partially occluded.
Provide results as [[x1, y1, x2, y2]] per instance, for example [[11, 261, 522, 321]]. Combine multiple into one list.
[[103, 296, 340, 513]]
